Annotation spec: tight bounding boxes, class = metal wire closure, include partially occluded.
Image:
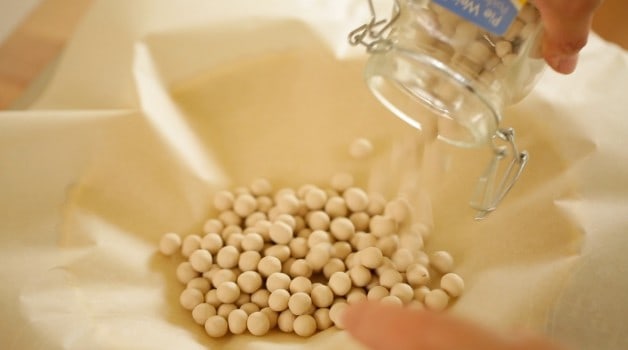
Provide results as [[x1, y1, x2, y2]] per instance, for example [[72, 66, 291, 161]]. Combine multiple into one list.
[[348, 0, 401, 52], [470, 128, 528, 220]]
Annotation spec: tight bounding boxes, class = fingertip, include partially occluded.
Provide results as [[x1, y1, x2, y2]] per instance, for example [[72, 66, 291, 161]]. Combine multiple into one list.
[[547, 54, 578, 74]]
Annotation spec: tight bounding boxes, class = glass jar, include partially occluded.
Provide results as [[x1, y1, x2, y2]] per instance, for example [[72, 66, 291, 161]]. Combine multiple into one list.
[[350, 0, 545, 217]]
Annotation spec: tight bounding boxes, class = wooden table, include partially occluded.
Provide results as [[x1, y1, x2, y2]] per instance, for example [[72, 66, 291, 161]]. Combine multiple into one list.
[[0, 0, 626, 110]]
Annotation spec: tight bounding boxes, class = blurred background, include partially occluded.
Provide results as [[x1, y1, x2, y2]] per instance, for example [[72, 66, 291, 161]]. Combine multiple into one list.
[[1, 0, 627, 110]]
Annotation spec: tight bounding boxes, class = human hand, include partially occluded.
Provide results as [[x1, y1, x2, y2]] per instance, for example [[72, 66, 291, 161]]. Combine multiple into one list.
[[535, 0, 604, 74], [343, 301, 567, 350]]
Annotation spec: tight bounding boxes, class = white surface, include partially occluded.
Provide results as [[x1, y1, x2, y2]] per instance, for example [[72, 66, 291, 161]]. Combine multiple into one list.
[[0, 0, 43, 43]]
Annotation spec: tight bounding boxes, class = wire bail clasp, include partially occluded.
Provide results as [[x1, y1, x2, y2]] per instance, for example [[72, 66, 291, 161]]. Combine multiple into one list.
[[348, 0, 401, 52], [470, 128, 529, 220]]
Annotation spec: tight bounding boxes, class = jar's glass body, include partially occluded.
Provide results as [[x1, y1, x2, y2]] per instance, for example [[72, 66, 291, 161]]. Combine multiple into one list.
[[365, 0, 545, 147]]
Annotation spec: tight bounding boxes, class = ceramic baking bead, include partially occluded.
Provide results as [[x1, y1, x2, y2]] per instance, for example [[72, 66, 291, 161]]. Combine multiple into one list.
[[343, 187, 369, 212], [501, 53, 517, 66], [376, 235, 399, 257], [241, 233, 264, 252], [425, 288, 450, 311], [359, 246, 384, 269], [323, 258, 346, 279], [181, 234, 202, 257], [268, 289, 291, 312], [266, 272, 291, 292], [263, 244, 291, 263], [276, 192, 300, 215], [391, 248, 414, 272], [251, 289, 270, 308], [216, 281, 240, 304], [413, 286, 431, 302], [269, 221, 293, 245], [282, 258, 296, 275], [287, 237, 307, 259], [258, 256, 282, 277], [293, 314, 317, 337], [366, 285, 388, 301], [330, 217, 355, 241], [329, 301, 349, 329], [406, 263, 430, 286], [495, 40, 512, 57], [288, 292, 312, 316], [247, 311, 271, 336], [365, 193, 385, 216], [159, 232, 181, 256], [465, 40, 492, 64], [289, 259, 313, 278], [203, 218, 224, 234], [305, 243, 331, 271], [346, 288, 368, 305], [205, 289, 220, 307], [313, 308, 333, 330], [304, 187, 327, 210], [225, 308, 247, 334], [176, 262, 199, 284], [256, 196, 274, 213], [289, 276, 313, 294], [307, 230, 331, 248], [218, 304, 238, 318], [192, 303, 216, 325], [225, 232, 244, 251], [324, 196, 349, 218], [180, 288, 204, 310], [440, 272, 465, 297], [330, 242, 352, 260], [187, 277, 211, 294], [238, 251, 261, 272], [306, 210, 331, 231], [189, 249, 213, 273], [215, 246, 239, 269], [349, 212, 370, 232], [250, 178, 273, 196], [311, 284, 334, 308], [382, 295, 404, 307], [261, 307, 278, 328], [390, 283, 414, 304], [330, 172, 354, 193], [204, 315, 228, 338], [275, 213, 296, 230], [329, 271, 352, 296], [213, 190, 234, 211], [369, 215, 396, 237], [211, 269, 237, 288], [240, 302, 260, 315], [233, 194, 257, 217], [349, 265, 372, 287], [430, 251, 454, 274], [236, 270, 262, 294], [344, 252, 359, 270], [218, 210, 242, 226], [201, 232, 223, 254], [379, 268, 403, 289], [278, 310, 296, 333], [349, 137, 374, 159]]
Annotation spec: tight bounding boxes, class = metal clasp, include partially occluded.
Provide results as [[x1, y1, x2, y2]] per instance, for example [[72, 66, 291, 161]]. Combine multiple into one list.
[[348, 0, 401, 52], [470, 128, 528, 220]]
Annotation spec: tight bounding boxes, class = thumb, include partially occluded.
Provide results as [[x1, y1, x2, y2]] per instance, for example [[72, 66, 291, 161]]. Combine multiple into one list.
[[534, 0, 602, 74]]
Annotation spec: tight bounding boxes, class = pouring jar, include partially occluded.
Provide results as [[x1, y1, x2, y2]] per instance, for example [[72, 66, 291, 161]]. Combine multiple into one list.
[[349, 0, 546, 218]]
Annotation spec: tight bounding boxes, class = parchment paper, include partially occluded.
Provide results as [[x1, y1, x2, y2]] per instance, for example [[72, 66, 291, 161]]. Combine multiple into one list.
[[1, 1, 628, 349]]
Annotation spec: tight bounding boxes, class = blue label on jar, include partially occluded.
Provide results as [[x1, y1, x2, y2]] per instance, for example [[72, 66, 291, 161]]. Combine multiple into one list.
[[432, 0, 525, 35]]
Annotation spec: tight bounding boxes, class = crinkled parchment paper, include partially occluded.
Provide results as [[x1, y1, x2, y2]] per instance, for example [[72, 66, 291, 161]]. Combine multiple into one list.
[[1, 1, 628, 349]]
